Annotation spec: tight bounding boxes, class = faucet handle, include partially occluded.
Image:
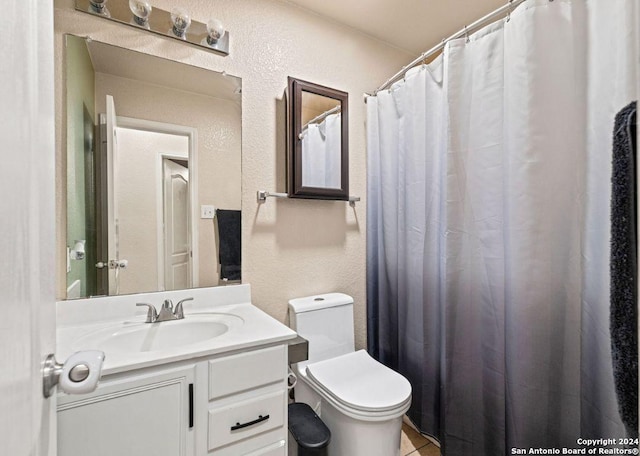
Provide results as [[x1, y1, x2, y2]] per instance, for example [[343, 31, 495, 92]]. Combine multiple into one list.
[[136, 303, 158, 323], [174, 297, 194, 319]]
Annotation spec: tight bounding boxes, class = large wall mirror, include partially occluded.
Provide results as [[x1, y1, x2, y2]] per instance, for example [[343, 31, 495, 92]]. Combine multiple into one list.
[[63, 35, 242, 299], [287, 77, 349, 200]]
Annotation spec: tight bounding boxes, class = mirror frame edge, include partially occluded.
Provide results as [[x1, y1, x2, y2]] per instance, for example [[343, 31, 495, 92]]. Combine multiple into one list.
[[287, 76, 349, 200]]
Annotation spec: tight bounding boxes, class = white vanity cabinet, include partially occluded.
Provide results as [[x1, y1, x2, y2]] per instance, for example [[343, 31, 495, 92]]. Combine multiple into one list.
[[58, 344, 288, 456], [204, 345, 288, 455], [58, 364, 197, 456]]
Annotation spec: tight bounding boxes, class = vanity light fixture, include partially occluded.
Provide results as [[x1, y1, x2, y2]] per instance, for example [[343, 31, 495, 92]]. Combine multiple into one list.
[[89, 0, 109, 15], [206, 19, 225, 45], [129, 0, 151, 26], [75, 0, 230, 56], [170, 7, 191, 38]]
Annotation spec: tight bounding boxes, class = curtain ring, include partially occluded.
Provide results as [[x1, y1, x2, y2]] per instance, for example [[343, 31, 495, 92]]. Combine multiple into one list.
[[506, 0, 512, 22], [464, 25, 470, 43]]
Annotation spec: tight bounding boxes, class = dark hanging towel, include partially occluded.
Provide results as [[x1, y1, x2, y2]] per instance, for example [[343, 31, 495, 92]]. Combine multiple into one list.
[[216, 209, 241, 281], [610, 100, 638, 438]]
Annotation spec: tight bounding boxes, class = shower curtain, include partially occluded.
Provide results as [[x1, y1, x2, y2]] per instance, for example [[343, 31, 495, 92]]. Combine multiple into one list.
[[366, 0, 637, 453], [302, 113, 342, 188]]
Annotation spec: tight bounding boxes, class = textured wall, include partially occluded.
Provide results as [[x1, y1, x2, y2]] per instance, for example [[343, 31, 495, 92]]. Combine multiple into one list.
[[54, 0, 413, 349]]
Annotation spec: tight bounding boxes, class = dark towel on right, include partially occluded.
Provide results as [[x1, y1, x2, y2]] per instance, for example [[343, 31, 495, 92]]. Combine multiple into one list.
[[610, 100, 637, 438], [217, 209, 241, 281]]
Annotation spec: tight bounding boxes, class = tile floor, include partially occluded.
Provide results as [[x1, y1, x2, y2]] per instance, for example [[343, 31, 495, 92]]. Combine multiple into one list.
[[401, 423, 441, 456]]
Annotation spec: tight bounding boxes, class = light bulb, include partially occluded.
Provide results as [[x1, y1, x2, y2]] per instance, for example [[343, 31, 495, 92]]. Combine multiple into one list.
[[206, 19, 225, 45], [170, 8, 191, 38], [129, 0, 152, 26], [90, 0, 107, 8], [89, 0, 109, 15]]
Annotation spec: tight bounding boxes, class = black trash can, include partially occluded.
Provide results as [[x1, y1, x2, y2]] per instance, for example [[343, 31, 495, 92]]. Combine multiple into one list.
[[288, 403, 331, 456]]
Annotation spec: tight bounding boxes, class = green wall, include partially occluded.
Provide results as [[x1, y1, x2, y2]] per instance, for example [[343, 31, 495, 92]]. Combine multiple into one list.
[[66, 35, 96, 297]]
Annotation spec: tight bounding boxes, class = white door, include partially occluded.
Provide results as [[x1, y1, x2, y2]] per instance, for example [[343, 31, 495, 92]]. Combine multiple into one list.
[[105, 95, 119, 294], [163, 159, 191, 290], [0, 1, 56, 455]]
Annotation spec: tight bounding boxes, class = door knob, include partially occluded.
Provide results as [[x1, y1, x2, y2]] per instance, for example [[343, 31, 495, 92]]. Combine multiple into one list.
[[95, 260, 128, 269], [43, 350, 105, 398]]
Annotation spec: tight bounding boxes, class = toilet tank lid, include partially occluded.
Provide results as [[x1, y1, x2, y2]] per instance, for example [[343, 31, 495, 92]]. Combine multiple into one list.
[[288, 293, 354, 313]]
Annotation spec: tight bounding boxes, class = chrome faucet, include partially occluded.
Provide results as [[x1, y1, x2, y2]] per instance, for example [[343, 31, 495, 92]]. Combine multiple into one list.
[[173, 297, 193, 319], [136, 297, 194, 323], [136, 302, 158, 323]]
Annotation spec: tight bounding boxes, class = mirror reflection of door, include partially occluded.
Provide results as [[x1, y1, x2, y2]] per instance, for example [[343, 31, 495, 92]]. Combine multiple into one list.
[[100, 112, 194, 295], [300, 92, 342, 189], [163, 158, 191, 290], [104, 94, 119, 295]]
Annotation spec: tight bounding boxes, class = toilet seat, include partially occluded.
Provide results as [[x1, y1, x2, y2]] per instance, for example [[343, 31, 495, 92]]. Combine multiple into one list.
[[302, 350, 412, 421]]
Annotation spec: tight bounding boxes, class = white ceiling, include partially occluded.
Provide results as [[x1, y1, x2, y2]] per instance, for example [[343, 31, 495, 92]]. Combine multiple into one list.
[[282, 0, 506, 55]]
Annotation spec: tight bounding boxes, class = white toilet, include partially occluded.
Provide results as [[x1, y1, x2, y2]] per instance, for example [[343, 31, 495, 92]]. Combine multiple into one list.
[[289, 293, 412, 456]]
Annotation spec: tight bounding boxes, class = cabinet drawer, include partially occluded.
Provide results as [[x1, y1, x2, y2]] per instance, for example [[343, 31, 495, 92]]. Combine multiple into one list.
[[245, 440, 286, 456], [214, 439, 286, 456], [208, 390, 286, 451], [208, 345, 286, 400]]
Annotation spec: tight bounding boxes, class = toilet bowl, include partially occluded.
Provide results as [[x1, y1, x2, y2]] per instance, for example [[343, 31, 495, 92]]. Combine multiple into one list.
[[289, 293, 412, 456]]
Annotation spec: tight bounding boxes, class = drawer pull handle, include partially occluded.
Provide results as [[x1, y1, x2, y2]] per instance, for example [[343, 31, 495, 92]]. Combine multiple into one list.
[[188, 384, 194, 429], [230, 414, 270, 431]]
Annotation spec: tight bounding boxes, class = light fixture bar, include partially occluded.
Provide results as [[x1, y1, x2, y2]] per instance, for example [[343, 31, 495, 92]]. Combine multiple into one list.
[[75, 0, 230, 56]]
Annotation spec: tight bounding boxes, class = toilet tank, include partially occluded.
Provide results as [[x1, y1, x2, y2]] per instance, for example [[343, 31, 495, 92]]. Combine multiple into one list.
[[289, 293, 355, 364]]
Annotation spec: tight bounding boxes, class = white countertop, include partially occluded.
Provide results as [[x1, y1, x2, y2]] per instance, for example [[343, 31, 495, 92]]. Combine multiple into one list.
[[57, 285, 297, 375]]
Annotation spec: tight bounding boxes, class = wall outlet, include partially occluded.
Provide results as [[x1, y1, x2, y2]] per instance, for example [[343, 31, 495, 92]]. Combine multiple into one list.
[[201, 205, 216, 219]]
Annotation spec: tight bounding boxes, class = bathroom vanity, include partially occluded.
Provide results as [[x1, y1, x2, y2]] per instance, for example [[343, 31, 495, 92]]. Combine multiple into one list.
[[56, 285, 296, 456]]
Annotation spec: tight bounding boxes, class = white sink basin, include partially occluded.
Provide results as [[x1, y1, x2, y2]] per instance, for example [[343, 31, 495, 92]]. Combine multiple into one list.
[[72, 313, 244, 354]]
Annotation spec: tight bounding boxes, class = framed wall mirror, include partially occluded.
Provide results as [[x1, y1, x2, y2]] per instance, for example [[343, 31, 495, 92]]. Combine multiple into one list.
[[62, 35, 242, 299], [287, 77, 349, 200]]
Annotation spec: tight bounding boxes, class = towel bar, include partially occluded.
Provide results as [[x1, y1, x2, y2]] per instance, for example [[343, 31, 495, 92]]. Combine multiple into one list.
[[257, 190, 360, 206]]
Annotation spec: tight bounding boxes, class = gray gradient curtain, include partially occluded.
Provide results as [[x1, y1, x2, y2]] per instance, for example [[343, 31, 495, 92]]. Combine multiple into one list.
[[366, 0, 636, 454]]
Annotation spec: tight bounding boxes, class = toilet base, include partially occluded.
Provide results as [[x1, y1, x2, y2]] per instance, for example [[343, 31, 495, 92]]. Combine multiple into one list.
[[293, 378, 404, 456], [320, 398, 403, 456]]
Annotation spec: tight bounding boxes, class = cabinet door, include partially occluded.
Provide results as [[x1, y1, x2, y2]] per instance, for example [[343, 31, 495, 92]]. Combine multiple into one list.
[[58, 365, 196, 456]]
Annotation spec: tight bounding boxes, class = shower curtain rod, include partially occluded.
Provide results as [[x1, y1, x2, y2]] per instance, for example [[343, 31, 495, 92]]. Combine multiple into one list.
[[299, 105, 342, 139], [303, 105, 341, 130], [368, 0, 528, 97]]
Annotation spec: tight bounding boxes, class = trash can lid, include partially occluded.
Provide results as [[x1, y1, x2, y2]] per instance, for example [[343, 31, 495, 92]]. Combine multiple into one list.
[[288, 402, 331, 449]]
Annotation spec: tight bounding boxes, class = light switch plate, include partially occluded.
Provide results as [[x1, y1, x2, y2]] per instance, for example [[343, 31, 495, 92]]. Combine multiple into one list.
[[201, 205, 216, 219]]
